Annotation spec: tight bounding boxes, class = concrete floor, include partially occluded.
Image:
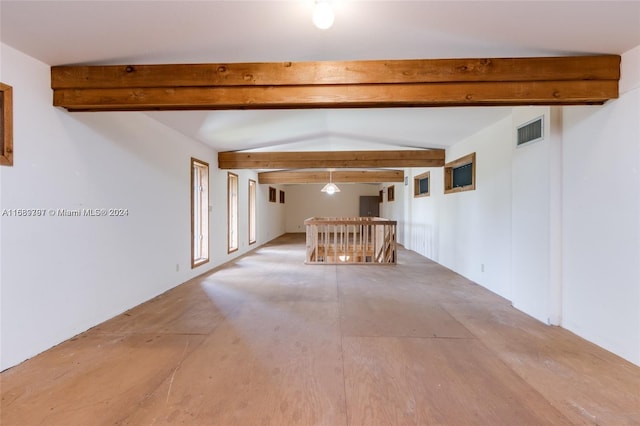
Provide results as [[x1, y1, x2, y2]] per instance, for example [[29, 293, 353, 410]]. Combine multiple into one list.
[[2, 233, 639, 425]]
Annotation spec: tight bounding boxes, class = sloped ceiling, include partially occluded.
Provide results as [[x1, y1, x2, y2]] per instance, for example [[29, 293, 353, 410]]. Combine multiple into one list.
[[144, 107, 514, 151], [2, 1, 639, 153]]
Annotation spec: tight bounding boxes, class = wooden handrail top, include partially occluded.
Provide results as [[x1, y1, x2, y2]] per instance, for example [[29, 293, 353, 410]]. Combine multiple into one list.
[[304, 217, 397, 226]]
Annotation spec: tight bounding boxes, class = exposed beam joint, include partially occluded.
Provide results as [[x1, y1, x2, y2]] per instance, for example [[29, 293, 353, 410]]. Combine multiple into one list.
[[219, 150, 445, 170], [51, 56, 620, 111], [258, 170, 404, 184]]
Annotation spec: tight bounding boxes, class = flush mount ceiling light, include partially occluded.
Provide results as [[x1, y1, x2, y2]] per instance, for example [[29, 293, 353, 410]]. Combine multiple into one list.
[[321, 170, 340, 194], [312, 0, 335, 30]]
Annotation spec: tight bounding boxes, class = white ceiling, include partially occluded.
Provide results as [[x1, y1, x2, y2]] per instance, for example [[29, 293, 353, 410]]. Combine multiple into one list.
[[2, 1, 639, 153]]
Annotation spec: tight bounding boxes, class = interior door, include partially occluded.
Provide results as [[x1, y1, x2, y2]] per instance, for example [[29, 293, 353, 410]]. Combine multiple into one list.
[[359, 196, 380, 217]]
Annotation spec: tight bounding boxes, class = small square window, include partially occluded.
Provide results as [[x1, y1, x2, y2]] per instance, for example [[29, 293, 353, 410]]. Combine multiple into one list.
[[414, 171, 430, 198], [269, 186, 277, 203], [444, 153, 476, 194]]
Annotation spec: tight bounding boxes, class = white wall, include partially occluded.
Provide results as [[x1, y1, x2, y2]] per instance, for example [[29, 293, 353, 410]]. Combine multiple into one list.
[[561, 46, 640, 365], [402, 167, 441, 259], [258, 183, 286, 242], [511, 106, 563, 325], [284, 183, 379, 233], [402, 116, 513, 298], [379, 182, 405, 245], [0, 44, 285, 370], [394, 46, 640, 366], [214, 170, 286, 254], [439, 117, 513, 298]]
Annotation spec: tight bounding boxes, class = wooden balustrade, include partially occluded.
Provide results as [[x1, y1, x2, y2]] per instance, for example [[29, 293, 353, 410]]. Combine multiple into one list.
[[304, 217, 397, 265]]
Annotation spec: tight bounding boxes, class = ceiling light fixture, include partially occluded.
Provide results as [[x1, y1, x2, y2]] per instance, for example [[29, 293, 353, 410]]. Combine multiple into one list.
[[321, 169, 340, 194], [312, 0, 335, 30]]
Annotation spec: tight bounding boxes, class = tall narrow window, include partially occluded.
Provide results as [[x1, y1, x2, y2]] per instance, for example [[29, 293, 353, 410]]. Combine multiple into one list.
[[248, 179, 257, 245], [228, 172, 239, 253], [0, 83, 14, 166], [191, 158, 209, 268]]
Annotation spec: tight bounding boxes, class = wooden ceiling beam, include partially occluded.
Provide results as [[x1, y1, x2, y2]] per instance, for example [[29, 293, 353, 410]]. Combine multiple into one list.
[[51, 56, 620, 111], [218, 150, 445, 170], [52, 57, 619, 88], [258, 170, 405, 184], [52, 81, 618, 111]]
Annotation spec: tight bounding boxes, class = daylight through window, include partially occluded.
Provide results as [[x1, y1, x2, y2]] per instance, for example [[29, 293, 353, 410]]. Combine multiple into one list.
[[228, 172, 239, 253], [249, 179, 256, 245], [191, 158, 209, 268]]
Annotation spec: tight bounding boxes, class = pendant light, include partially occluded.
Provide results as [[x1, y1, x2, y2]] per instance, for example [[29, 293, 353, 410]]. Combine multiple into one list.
[[321, 170, 340, 194]]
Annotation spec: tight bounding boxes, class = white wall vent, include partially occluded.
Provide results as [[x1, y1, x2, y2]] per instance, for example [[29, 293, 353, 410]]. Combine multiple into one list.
[[516, 116, 544, 147]]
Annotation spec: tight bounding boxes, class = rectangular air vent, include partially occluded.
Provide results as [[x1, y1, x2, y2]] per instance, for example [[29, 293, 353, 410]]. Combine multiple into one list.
[[517, 116, 544, 146]]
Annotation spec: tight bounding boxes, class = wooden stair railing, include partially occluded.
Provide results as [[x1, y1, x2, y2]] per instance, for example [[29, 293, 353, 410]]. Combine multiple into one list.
[[304, 217, 397, 265]]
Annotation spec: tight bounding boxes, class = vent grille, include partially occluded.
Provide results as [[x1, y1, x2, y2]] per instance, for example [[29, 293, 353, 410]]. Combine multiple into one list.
[[517, 116, 543, 146]]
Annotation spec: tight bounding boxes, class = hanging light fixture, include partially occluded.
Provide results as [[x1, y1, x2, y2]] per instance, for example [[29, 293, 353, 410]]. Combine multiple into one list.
[[321, 169, 340, 194], [312, 0, 335, 30]]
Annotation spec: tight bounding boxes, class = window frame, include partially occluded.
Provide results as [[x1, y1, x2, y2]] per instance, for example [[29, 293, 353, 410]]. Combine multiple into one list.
[[268, 186, 277, 203], [387, 185, 395, 202], [227, 172, 239, 253], [248, 179, 257, 245], [191, 158, 210, 268], [444, 152, 476, 194], [0, 83, 13, 166], [414, 171, 430, 198]]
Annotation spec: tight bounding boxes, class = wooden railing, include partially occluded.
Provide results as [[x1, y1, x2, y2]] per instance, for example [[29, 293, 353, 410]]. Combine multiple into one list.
[[304, 217, 397, 265]]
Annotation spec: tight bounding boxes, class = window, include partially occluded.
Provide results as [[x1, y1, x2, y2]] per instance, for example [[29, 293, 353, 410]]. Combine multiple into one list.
[[191, 158, 209, 268], [228, 172, 239, 253], [279, 190, 285, 204], [414, 171, 430, 198], [379, 190, 384, 203], [0, 83, 13, 166], [444, 152, 476, 194], [387, 185, 395, 202], [269, 186, 277, 203], [249, 179, 256, 245]]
